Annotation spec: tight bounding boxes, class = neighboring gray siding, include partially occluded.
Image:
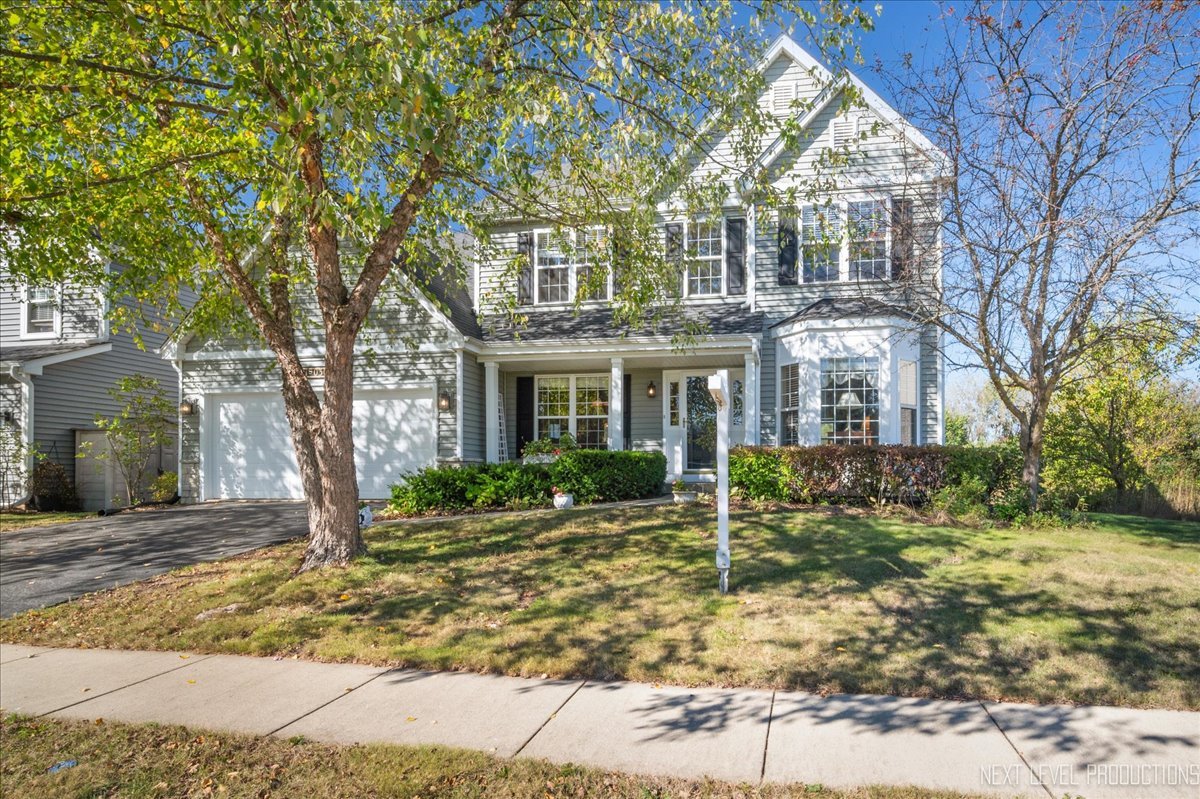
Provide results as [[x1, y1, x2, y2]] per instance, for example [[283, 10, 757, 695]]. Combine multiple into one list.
[[30, 294, 181, 476], [0, 275, 102, 343], [461, 351, 486, 462]]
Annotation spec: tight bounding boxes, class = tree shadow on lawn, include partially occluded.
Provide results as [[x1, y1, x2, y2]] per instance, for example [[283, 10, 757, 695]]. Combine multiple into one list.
[[232, 505, 1197, 714]]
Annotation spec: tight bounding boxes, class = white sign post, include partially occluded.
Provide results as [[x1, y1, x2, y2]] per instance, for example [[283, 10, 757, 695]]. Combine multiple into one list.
[[708, 369, 731, 594]]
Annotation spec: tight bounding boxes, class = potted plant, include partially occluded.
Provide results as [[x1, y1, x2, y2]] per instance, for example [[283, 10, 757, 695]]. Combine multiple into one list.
[[672, 478, 698, 504], [552, 485, 574, 510], [522, 432, 578, 464]]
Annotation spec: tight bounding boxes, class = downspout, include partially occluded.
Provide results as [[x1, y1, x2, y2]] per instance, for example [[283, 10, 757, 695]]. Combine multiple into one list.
[[173, 356, 184, 500], [8, 365, 34, 507]]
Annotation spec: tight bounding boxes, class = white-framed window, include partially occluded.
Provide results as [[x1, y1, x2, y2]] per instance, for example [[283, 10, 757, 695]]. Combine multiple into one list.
[[848, 200, 889, 281], [534, 229, 610, 305], [535, 374, 609, 449], [780, 363, 801, 445], [686, 219, 723, 296], [732, 378, 744, 427], [820, 357, 880, 445], [899, 359, 918, 445], [668, 380, 681, 426], [22, 286, 58, 338], [801, 205, 840, 283]]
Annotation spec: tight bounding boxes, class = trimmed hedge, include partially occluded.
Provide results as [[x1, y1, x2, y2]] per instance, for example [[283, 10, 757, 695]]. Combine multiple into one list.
[[388, 450, 667, 514], [730, 444, 1021, 505]]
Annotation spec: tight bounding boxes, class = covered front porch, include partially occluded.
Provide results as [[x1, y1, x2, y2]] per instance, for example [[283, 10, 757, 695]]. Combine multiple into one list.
[[480, 336, 761, 482]]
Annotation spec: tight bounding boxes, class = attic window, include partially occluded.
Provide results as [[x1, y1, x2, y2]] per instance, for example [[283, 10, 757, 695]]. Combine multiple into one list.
[[773, 82, 796, 114]]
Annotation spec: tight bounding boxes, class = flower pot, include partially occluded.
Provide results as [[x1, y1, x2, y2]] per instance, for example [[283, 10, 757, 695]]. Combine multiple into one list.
[[553, 493, 574, 509], [673, 491, 699, 505]]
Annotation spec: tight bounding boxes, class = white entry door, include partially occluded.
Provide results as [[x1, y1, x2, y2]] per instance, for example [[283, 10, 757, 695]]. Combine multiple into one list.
[[662, 370, 744, 481], [208, 388, 436, 500]]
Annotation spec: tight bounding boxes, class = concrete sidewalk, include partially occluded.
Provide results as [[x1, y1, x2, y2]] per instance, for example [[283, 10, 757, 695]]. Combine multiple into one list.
[[1, 644, 1196, 799]]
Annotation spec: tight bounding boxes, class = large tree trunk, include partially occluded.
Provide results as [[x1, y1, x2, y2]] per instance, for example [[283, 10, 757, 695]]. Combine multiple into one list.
[[1020, 404, 1046, 512], [298, 329, 364, 571]]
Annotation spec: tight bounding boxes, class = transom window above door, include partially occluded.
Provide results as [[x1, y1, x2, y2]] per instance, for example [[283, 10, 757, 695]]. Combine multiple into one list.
[[535, 229, 610, 304], [535, 374, 609, 449]]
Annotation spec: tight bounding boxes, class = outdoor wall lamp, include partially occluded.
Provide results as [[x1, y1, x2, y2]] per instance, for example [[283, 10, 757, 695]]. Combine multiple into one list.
[[646, 380, 657, 399], [438, 391, 453, 412], [178, 399, 197, 416]]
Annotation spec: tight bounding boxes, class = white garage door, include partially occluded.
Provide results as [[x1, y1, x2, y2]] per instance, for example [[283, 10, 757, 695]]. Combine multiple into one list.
[[209, 389, 436, 500]]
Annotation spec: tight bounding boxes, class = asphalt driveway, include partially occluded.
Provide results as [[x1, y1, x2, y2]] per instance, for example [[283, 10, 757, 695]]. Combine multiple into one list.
[[0, 502, 308, 618]]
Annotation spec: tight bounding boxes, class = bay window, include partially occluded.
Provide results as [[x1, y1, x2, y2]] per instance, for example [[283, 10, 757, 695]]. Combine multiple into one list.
[[820, 357, 879, 444], [780, 363, 801, 445], [535, 375, 609, 449]]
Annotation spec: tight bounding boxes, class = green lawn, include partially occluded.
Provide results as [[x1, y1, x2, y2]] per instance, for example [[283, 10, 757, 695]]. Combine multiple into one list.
[[0, 715, 988, 799], [2, 505, 1197, 710], [0, 510, 94, 533]]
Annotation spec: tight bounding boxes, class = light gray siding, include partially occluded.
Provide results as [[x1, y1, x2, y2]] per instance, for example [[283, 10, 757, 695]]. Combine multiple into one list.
[[461, 351, 486, 463], [759, 332, 778, 445], [920, 326, 941, 444], [627, 368, 663, 452]]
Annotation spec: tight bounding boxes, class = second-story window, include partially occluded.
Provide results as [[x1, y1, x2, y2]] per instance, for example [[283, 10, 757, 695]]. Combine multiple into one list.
[[848, 200, 889, 281], [535, 229, 610, 304], [25, 286, 56, 336], [686, 219, 722, 296], [801, 206, 840, 283]]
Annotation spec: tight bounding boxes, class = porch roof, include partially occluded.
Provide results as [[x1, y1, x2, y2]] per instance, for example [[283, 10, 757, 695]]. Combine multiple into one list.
[[480, 305, 764, 342]]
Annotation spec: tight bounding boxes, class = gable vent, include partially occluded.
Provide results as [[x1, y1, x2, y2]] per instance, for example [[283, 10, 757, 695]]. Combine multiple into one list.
[[773, 82, 796, 114], [832, 115, 857, 147]]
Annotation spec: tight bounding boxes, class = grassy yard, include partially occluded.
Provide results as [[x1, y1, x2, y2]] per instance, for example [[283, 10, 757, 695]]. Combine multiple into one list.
[[0, 510, 94, 533], [2, 505, 1197, 710], [0, 715, 986, 799]]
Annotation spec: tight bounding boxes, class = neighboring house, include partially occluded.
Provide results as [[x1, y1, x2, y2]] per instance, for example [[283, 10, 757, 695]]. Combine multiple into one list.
[[0, 268, 185, 510], [168, 35, 945, 503]]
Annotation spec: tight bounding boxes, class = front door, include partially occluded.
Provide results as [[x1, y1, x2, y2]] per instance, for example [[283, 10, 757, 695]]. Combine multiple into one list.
[[663, 370, 745, 480]]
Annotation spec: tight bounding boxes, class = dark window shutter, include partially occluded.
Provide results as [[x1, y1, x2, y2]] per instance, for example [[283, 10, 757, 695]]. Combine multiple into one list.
[[623, 373, 633, 450], [664, 222, 683, 297], [516, 376, 534, 454], [517, 231, 534, 305], [726, 217, 746, 296], [777, 212, 798, 286], [612, 228, 627, 299], [891, 199, 914, 281]]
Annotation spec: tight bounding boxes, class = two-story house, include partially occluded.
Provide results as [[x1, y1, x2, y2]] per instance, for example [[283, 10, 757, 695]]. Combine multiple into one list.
[[0, 267, 186, 510], [168, 35, 945, 503]]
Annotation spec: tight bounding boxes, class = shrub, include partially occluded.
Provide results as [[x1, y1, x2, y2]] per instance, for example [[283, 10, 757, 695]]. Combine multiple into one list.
[[149, 472, 178, 503], [730, 444, 1022, 511], [551, 450, 666, 503], [387, 450, 666, 514], [26, 459, 79, 511]]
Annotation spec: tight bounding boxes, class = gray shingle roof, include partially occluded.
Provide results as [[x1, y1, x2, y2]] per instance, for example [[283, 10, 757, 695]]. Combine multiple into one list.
[[769, 297, 915, 328], [482, 304, 764, 342], [0, 341, 98, 366]]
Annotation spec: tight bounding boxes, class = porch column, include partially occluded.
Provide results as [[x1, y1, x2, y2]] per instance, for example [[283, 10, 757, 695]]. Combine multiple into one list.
[[608, 357, 624, 450], [485, 361, 500, 463], [744, 347, 760, 445]]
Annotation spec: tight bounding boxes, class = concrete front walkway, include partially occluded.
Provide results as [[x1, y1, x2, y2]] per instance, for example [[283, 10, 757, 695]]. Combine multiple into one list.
[[2, 645, 1196, 799]]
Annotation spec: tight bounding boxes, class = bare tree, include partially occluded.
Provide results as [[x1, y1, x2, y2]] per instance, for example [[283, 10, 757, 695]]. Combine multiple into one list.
[[889, 0, 1200, 508]]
